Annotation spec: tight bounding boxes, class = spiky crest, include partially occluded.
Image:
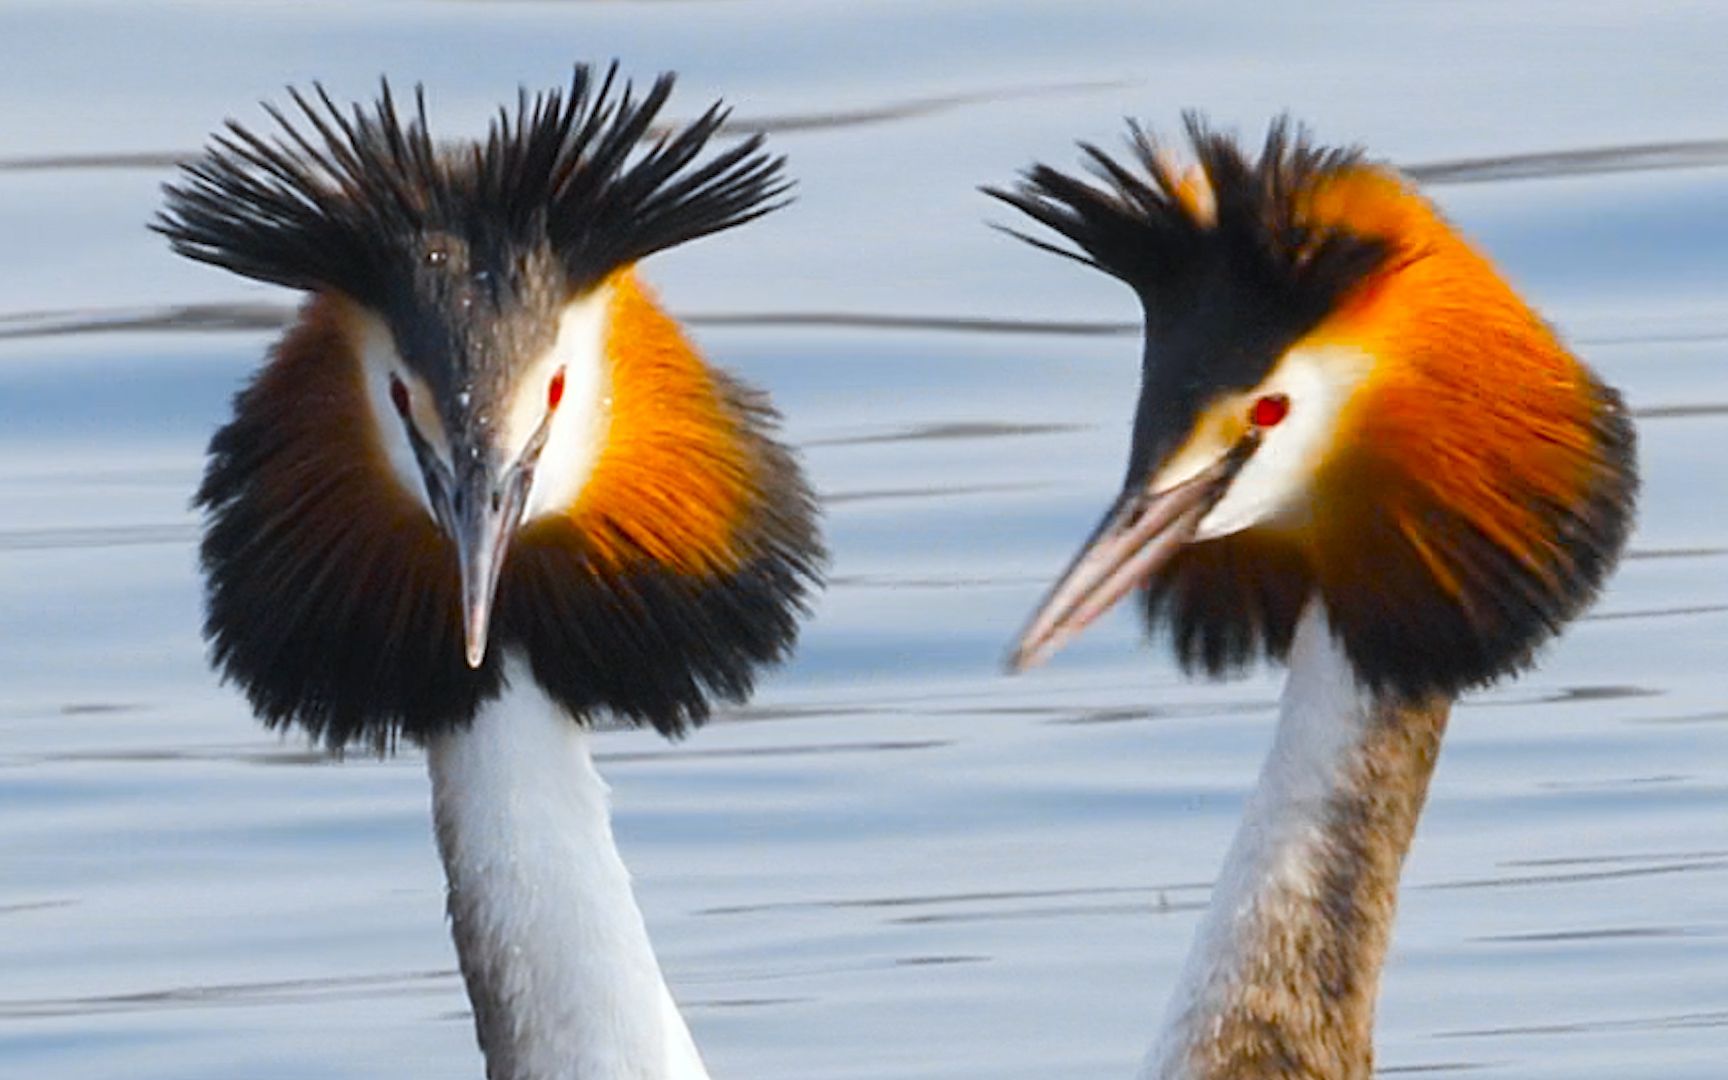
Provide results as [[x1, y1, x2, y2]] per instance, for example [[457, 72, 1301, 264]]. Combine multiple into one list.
[[155, 63, 790, 303], [986, 115, 1387, 330]]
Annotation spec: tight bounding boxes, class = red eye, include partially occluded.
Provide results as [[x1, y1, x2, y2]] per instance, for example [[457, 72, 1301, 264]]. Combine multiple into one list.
[[389, 374, 411, 419], [547, 367, 566, 411], [1250, 393, 1290, 428]]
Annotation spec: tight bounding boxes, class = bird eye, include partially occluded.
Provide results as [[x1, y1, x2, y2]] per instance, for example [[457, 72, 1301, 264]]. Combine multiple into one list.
[[1250, 393, 1290, 429], [547, 367, 567, 412], [389, 374, 412, 419]]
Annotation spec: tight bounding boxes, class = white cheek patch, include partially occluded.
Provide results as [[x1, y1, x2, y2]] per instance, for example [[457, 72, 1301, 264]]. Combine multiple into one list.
[[518, 288, 611, 521], [1160, 345, 1374, 541], [355, 310, 450, 518]]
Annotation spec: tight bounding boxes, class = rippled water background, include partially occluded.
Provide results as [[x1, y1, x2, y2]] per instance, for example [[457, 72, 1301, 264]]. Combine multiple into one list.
[[4, 3, 1728, 1078]]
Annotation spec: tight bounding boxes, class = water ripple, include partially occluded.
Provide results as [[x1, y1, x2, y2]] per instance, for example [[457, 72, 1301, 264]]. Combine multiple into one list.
[[1440, 1008, 1728, 1039], [698, 882, 1203, 918], [1426, 856, 1728, 891], [805, 420, 1087, 448], [1407, 137, 1728, 186], [0, 79, 1134, 173], [0, 969, 455, 1020], [0, 524, 195, 552], [1476, 925, 1705, 944]]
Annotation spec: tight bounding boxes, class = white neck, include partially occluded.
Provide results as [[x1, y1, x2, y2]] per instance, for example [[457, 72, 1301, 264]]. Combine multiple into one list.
[[1140, 601, 1445, 1080], [427, 659, 711, 1080]]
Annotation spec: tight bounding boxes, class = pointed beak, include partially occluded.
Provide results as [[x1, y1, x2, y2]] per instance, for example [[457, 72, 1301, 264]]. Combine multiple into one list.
[[1006, 437, 1257, 673], [431, 453, 533, 670]]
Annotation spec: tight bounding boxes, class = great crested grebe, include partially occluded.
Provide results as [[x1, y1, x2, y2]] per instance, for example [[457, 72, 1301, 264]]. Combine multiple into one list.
[[157, 67, 823, 1079], [990, 119, 1636, 1078]]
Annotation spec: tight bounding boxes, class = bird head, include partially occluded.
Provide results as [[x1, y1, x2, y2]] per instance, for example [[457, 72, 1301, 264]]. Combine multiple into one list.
[[158, 67, 823, 748], [992, 118, 1636, 700]]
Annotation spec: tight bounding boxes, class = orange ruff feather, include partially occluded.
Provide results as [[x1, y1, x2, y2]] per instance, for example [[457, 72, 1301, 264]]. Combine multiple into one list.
[[564, 269, 753, 575], [1302, 169, 1601, 584]]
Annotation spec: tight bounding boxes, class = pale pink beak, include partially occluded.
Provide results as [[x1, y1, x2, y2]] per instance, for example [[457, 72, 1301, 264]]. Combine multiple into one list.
[[1006, 449, 1247, 672]]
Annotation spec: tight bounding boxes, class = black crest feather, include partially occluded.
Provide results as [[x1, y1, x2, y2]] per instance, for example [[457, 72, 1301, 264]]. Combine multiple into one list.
[[155, 63, 790, 302], [985, 114, 1387, 330]]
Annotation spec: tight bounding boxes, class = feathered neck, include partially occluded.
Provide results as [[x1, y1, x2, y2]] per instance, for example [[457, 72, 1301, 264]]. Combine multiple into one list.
[[1145, 602, 1447, 1080], [429, 660, 713, 1080]]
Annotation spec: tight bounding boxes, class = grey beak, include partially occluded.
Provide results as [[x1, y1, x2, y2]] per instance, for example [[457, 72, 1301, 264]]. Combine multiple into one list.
[[438, 455, 532, 670], [1006, 439, 1256, 673]]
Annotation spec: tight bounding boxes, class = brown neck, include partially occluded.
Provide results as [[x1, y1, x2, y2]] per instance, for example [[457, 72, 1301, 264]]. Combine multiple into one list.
[[1148, 602, 1449, 1080]]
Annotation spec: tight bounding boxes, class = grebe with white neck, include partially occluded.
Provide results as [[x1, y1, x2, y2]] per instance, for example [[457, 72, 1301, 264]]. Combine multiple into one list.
[[991, 118, 1637, 1078], [158, 66, 824, 1079]]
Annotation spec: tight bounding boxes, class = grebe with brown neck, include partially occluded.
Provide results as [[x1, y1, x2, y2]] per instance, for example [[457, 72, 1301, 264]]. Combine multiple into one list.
[[991, 118, 1636, 1079], [158, 66, 823, 1080]]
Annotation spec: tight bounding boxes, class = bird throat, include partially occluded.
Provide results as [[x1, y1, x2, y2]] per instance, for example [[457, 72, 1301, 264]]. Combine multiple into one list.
[[429, 658, 712, 1080], [1143, 602, 1449, 1080]]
